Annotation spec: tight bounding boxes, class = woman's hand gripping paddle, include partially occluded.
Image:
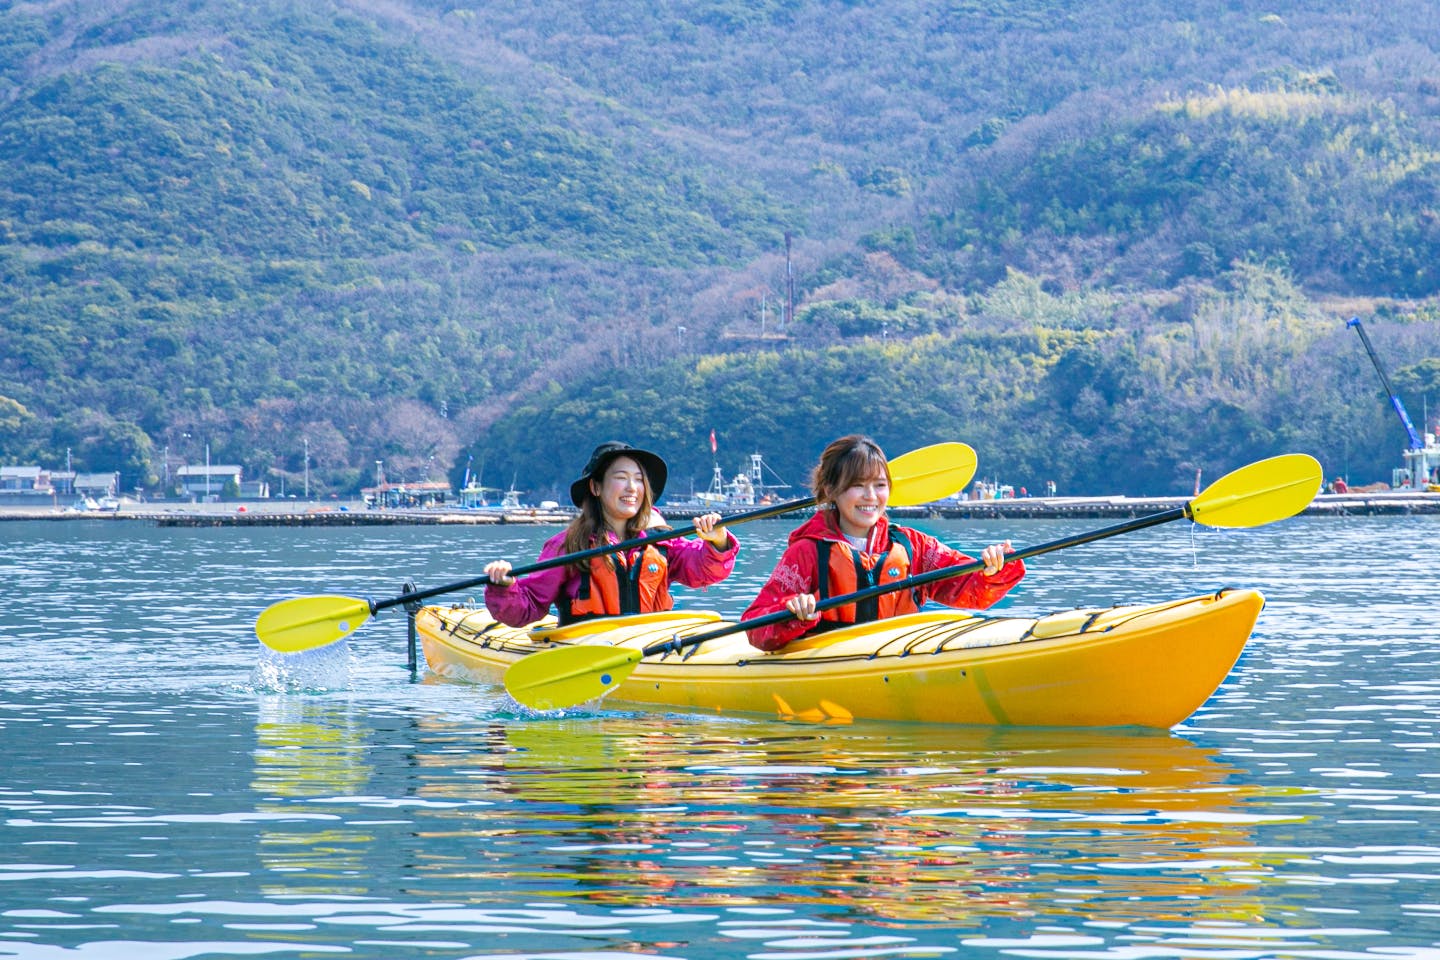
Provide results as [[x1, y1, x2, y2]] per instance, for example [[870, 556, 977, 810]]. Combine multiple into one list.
[[505, 453, 1322, 710], [255, 441, 978, 653]]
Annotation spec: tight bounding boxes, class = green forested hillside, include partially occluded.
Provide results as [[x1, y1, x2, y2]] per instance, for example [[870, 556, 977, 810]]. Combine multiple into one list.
[[920, 84, 1440, 294], [1, 0, 1439, 497], [483, 264, 1440, 499]]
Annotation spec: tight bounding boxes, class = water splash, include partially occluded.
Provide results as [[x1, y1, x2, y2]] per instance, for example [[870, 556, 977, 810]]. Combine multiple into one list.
[[249, 643, 354, 693]]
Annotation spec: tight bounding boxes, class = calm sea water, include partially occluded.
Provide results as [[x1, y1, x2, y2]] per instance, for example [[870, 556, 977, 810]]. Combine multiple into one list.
[[1, 513, 1437, 960]]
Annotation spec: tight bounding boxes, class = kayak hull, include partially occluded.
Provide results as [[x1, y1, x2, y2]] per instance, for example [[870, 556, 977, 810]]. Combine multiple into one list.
[[416, 588, 1263, 728]]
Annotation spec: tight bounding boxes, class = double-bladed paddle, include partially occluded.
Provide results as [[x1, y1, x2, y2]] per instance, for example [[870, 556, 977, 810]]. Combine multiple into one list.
[[255, 441, 979, 653], [504, 452, 1322, 711]]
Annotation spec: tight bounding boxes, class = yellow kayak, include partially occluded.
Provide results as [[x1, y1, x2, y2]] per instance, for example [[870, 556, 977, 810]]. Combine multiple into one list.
[[416, 588, 1263, 729]]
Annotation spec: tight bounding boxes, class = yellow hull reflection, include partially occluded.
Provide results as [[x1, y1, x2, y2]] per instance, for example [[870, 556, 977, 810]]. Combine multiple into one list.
[[399, 717, 1291, 925], [252, 698, 376, 895]]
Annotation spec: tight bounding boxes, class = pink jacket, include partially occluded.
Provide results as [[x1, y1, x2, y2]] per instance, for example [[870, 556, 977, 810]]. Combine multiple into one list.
[[742, 510, 1025, 651], [484, 527, 739, 627]]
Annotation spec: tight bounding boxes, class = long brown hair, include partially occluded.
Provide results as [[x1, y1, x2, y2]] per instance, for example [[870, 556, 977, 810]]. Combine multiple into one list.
[[561, 455, 657, 563], [810, 435, 891, 508]]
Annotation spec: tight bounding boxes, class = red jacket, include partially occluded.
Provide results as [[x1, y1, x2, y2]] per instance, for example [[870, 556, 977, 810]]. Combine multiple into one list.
[[742, 510, 1025, 651]]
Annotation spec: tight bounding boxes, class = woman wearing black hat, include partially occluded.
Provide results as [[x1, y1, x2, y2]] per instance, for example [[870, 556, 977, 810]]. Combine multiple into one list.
[[483, 441, 738, 627]]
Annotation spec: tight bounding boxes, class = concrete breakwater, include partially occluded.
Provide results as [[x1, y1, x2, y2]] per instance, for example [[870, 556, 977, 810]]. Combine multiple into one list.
[[2, 491, 1436, 526], [905, 491, 1440, 520], [664, 491, 1440, 521], [0, 502, 575, 526], [147, 507, 578, 527]]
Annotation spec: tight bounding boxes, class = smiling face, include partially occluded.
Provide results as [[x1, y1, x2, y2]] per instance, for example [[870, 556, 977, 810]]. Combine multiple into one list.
[[590, 455, 650, 531], [811, 436, 892, 539], [832, 469, 890, 539]]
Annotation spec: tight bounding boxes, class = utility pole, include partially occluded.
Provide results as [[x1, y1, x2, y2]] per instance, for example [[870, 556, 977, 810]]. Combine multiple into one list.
[[181, 432, 191, 500], [303, 437, 309, 499], [784, 231, 794, 330]]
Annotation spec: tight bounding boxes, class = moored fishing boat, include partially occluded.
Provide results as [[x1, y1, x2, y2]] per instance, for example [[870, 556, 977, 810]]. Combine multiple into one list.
[[415, 588, 1263, 729]]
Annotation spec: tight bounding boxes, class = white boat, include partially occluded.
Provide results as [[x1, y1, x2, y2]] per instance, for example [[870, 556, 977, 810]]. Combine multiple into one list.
[[1398, 430, 1440, 491], [457, 484, 502, 508], [676, 452, 790, 509]]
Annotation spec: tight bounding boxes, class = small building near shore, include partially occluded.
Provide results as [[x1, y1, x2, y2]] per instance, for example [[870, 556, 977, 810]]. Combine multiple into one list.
[[49, 470, 77, 498], [176, 464, 245, 500], [0, 465, 88, 503], [74, 472, 120, 499], [238, 479, 271, 499], [0, 465, 56, 503]]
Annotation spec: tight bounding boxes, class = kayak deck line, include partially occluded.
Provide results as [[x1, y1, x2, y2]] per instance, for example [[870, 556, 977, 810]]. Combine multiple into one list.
[[430, 591, 1224, 663]]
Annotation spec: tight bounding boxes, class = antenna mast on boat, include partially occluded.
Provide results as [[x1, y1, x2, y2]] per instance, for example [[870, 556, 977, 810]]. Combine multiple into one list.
[[706, 428, 723, 501]]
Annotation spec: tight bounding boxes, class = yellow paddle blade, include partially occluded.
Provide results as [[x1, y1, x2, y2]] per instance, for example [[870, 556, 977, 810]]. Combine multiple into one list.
[[503, 644, 643, 710], [1189, 454, 1323, 528], [255, 595, 373, 653], [889, 442, 978, 506]]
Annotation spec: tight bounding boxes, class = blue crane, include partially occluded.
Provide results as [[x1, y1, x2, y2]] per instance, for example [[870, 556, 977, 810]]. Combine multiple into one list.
[[1346, 316, 1424, 451]]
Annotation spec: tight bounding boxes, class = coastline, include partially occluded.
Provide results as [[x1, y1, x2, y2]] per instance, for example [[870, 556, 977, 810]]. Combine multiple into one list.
[[909, 490, 1440, 520], [2, 490, 1437, 525], [0, 499, 575, 526]]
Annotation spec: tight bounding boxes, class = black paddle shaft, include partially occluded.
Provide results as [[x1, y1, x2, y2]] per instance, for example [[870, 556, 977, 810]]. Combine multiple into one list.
[[371, 495, 816, 614], [645, 504, 1192, 656]]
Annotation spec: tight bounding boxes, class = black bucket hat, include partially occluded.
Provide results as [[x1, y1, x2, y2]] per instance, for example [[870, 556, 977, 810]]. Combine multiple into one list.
[[569, 441, 668, 507]]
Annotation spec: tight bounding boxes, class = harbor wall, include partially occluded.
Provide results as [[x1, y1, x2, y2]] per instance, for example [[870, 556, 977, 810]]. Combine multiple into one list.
[[2, 491, 1437, 525]]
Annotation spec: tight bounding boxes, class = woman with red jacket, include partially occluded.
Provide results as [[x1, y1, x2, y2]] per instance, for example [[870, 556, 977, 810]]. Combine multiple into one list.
[[743, 435, 1024, 651], [484, 441, 737, 627]]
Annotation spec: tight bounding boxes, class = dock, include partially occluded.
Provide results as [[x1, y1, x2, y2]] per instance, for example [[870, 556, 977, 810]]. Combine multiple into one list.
[[0, 503, 575, 526], [2, 492, 1437, 526], [905, 491, 1440, 520], [665, 491, 1440, 521]]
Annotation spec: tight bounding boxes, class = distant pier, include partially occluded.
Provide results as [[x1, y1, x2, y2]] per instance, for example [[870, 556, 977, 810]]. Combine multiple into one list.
[[909, 491, 1440, 520], [146, 506, 578, 527], [2, 491, 1436, 526], [0, 503, 575, 526], [662, 491, 1440, 522]]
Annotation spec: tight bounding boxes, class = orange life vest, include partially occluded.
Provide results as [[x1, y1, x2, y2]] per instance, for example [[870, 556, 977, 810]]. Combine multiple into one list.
[[813, 528, 918, 627], [561, 542, 673, 623]]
